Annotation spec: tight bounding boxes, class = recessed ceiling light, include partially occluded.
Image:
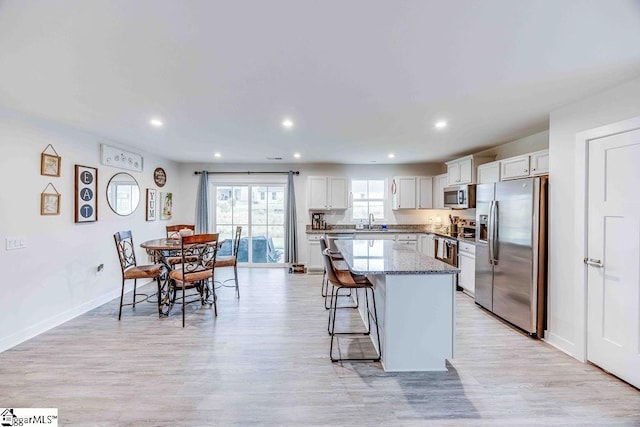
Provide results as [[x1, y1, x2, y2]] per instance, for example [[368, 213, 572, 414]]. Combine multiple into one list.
[[282, 118, 294, 129], [434, 120, 447, 129], [214, 152, 221, 158], [388, 153, 395, 159], [293, 153, 301, 159], [149, 118, 164, 128]]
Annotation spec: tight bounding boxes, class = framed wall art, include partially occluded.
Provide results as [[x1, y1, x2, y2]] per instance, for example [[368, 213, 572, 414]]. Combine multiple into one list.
[[40, 183, 61, 215], [153, 167, 167, 187], [41, 144, 61, 177], [100, 143, 143, 172], [146, 188, 157, 221], [160, 192, 173, 220], [74, 165, 98, 223]]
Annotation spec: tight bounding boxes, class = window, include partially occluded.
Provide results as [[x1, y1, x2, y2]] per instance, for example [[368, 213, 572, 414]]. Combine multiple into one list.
[[351, 179, 385, 221]]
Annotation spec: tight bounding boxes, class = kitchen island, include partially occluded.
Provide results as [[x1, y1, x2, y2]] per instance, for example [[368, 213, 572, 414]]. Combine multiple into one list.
[[335, 239, 459, 372]]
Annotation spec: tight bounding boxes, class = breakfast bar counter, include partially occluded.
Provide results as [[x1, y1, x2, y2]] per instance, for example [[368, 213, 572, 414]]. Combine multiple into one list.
[[335, 239, 459, 372]]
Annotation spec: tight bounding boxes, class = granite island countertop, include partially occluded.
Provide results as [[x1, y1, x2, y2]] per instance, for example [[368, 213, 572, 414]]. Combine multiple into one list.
[[335, 239, 459, 275], [306, 225, 477, 244]]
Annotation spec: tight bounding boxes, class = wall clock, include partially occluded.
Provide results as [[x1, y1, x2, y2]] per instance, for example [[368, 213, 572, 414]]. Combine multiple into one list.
[[153, 167, 167, 187]]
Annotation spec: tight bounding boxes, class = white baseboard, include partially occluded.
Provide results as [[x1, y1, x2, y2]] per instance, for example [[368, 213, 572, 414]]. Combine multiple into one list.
[[544, 331, 581, 361], [0, 282, 139, 353]]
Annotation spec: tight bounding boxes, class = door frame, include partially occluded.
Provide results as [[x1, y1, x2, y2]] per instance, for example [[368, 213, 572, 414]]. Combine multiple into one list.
[[573, 115, 640, 362]]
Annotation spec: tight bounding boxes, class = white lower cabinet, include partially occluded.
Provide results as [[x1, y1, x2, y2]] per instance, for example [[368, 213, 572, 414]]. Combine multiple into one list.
[[419, 234, 436, 257], [307, 235, 324, 272], [458, 241, 475, 295]]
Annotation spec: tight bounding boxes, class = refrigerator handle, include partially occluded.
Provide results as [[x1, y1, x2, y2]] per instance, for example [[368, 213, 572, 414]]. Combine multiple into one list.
[[492, 201, 499, 264], [488, 201, 494, 265]]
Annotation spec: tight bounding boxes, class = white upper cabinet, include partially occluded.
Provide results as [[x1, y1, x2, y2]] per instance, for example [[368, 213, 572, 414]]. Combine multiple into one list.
[[417, 177, 433, 209], [329, 177, 348, 209], [391, 176, 433, 210], [446, 155, 493, 185], [477, 161, 501, 184], [446, 157, 472, 185], [308, 176, 347, 210], [501, 155, 530, 180], [433, 173, 448, 209], [530, 149, 549, 175], [500, 149, 549, 180], [391, 176, 417, 209]]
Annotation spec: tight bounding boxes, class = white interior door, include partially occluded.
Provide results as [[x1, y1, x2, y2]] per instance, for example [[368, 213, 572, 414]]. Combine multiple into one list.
[[587, 128, 640, 388]]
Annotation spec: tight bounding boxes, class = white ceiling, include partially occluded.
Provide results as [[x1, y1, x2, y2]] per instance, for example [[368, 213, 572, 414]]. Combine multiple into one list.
[[1, 1, 640, 164]]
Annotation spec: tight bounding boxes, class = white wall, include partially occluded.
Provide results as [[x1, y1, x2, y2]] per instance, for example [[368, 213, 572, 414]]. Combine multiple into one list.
[[475, 130, 549, 160], [0, 110, 181, 352], [546, 76, 640, 359]]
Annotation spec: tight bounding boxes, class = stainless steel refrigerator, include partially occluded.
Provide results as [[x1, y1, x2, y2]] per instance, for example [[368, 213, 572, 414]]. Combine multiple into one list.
[[475, 176, 548, 337]]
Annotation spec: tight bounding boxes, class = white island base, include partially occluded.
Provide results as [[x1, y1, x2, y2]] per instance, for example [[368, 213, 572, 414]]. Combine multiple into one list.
[[335, 240, 458, 372], [356, 273, 456, 372]]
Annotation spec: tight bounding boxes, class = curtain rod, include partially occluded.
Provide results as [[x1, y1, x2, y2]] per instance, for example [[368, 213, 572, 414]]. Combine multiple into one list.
[[194, 170, 299, 175]]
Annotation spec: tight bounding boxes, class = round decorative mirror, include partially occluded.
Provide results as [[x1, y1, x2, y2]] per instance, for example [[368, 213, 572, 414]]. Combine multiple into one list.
[[106, 172, 140, 216]]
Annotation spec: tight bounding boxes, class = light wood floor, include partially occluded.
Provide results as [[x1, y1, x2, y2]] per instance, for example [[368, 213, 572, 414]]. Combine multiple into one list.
[[1, 269, 639, 426]]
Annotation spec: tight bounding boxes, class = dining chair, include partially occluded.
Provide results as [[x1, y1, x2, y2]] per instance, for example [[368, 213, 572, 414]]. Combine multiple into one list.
[[113, 230, 164, 320], [214, 226, 242, 299], [322, 249, 381, 363], [165, 224, 196, 267], [168, 233, 219, 327]]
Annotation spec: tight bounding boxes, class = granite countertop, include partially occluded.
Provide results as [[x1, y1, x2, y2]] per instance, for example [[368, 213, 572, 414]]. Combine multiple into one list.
[[335, 240, 459, 275], [306, 225, 477, 244], [306, 226, 427, 235]]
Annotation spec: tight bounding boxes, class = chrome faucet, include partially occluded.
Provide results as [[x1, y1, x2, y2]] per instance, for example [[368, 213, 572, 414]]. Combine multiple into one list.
[[368, 213, 375, 230]]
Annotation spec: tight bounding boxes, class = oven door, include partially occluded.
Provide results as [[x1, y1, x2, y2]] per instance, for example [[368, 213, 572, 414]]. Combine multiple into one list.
[[435, 238, 458, 267]]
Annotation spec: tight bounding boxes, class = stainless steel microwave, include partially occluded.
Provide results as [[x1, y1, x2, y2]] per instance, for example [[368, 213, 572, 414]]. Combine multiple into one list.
[[443, 184, 476, 209]]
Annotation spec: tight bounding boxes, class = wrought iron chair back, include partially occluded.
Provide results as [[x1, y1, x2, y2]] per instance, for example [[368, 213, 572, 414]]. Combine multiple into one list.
[[113, 230, 163, 320], [179, 233, 219, 279], [231, 226, 242, 258], [167, 233, 220, 327], [114, 230, 137, 272]]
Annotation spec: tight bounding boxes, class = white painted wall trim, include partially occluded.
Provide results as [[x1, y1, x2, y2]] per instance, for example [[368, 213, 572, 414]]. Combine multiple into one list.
[[0, 282, 140, 353], [573, 115, 640, 363], [544, 331, 577, 358]]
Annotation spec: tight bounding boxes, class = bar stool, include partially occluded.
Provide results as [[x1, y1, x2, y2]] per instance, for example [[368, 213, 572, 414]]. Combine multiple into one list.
[[322, 250, 381, 363], [319, 237, 343, 308]]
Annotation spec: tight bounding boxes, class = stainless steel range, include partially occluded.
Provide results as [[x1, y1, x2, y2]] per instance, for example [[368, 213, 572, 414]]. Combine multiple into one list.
[[435, 236, 458, 268]]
